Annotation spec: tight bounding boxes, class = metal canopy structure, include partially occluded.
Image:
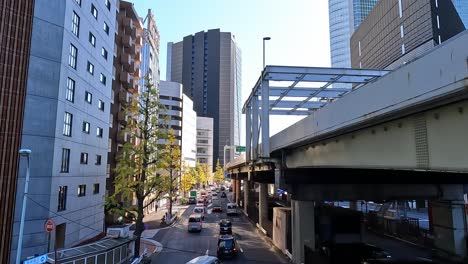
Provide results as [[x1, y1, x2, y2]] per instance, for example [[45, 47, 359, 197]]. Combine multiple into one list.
[[244, 65, 390, 161]]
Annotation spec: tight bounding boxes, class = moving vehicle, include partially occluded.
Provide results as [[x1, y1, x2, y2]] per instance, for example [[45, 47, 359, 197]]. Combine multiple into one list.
[[212, 192, 218, 198], [193, 206, 206, 220], [197, 199, 205, 207], [227, 203, 238, 216], [217, 235, 239, 259], [185, 255, 221, 264], [221, 192, 227, 198], [212, 199, 222, 212], [219, 219, 232, 235], [188, 214, 203, 232], [188, 197, 196, 204], [220, 186, 225, 192]]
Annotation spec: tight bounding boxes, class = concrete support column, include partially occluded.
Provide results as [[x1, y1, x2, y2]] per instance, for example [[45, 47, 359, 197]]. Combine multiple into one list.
[[232, 179, 237, 202], [244, 180, 249, 214], [236, 179, 241, 205], [291, 199, 315, 264], [432, 200, 467, 259], [259, 183, 268, 229]]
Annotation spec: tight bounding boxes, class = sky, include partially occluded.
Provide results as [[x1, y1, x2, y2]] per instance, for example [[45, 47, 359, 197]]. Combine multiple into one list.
[[132, 0, 332, 140]]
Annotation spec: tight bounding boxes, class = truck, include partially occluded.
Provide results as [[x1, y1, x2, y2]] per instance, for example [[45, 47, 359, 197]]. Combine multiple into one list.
[[189, 190, 197, 204]]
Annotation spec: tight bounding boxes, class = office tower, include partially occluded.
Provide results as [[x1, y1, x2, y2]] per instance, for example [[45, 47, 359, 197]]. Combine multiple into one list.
[[139, 9, 160, 89], [107, 1, 143, 219], [11, 0, 117, 260], [167, 29, 242, 167], [0, 1, 34, 263], [159, 81, 183, 145], [351, 0, 465, 70], [182, 94, 197, 168], [196, 117, 214, 174], [452, 0, 468, 27], [329, 0, 379, 68]]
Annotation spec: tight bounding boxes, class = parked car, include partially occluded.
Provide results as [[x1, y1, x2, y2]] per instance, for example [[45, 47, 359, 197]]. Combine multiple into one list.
[[226, 203, 238, 216], [193, 206, 206, 220], [217, 235, 239, 259], [188, 214, 203, 232], [219, 219, 232, 235], [186, 255, 221, 264], [221, 192, 227, 198], [319, 242, 391, 264]]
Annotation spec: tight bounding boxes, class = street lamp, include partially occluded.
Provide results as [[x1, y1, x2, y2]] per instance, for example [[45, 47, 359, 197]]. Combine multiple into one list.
[[16, 148, 31, 264], [263, 37, 271, 70]]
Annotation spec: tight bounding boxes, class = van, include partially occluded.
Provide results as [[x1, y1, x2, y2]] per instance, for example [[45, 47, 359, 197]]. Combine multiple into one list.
[[212, 199, 222, 212], [227, 203, 238, 216], [188, 214, 203, 232]]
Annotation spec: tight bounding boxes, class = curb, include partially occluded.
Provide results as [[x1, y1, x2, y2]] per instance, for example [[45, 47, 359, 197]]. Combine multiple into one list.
[[141, 238, 163, 254]]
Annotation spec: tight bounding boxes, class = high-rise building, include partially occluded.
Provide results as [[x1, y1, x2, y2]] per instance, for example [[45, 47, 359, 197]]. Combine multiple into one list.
[[329, 0, 379, 68], [182, 94, 197, 168], [11, 0, 117, 260], [452, 0, 468, 28], [107, 1, 143, 221], [351, 0, 465, 70], [139, 9, 160, 89], [167, 29, 242, 167], [0, 1, 34, 263], [196, 117, 214, 174]]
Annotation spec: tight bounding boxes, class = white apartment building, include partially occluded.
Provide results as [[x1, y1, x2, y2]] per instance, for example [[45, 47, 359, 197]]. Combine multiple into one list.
[[196, 117, 214, 173], [182, 95, 197, 168]]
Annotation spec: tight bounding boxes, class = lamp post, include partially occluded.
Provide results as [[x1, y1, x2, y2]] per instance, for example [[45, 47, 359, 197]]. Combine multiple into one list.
[[16, 149, 32, 264], [263, 37, 271, 70]]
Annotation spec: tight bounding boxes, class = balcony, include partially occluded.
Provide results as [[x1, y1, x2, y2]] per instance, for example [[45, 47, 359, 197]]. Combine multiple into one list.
[[128, 61, 138, 74], [130, 26, 137, 38], [120, 52, 131, 67], [118, 89, 128, 104], [128, 43, 137, 55], [122, 17, 135, 33], [121, 35, 132, 48], [127, 77, 137, 93], [118, 111, 127, 125], [135, 35, 143, 47], [116, 132, 126, 143]]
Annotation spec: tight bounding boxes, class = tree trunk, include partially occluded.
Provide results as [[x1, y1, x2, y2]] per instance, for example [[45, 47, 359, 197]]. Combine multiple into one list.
[[134, 197, 144, 258]]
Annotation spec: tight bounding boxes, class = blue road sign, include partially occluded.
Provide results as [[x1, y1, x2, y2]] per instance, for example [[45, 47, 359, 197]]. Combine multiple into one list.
[[23, 254, 48, 264]]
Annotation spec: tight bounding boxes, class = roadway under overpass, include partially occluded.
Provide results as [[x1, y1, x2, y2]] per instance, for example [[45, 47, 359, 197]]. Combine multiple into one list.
[[226, 30, 468, 263]]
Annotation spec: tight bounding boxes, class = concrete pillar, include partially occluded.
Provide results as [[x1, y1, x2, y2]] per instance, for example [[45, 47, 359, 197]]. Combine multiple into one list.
[[236, 179, 241, 205], [231, 179, 237, 202], [244, 180, 249, 215], [259, 183, 268, 229], [431, 200, 467, 259], [291, 199, 315, 264]]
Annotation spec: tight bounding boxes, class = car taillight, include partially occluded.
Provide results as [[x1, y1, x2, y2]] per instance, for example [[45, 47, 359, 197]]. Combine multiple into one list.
[[233, 247, 237, 251]]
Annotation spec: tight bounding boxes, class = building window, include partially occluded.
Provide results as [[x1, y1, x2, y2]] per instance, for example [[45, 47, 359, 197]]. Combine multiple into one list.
[[105, 0, 111, 10], [82, 121, 90, 134], [61, 148, 70, 172], [63, 112, 73, 137], [68, 44, 77, 69], [93, 183, 100, 194], [96, 127, 103, 137], [95, 155, 102, 165], [78, 184, 86, 197], [89, 32, 96, 47], [103, 22, 109, 35], [98, 100, 105, 111], [72, 11, 80, 37], [87, 61, 94, 75], [80, 152, 88, 164], [91, 4, 98, 19], [85, 91, 93, 104], [66, 77, 75, 102], [101, 47, 108, 60], [100, 73, 106, 85], [58, 186, 68, 211]]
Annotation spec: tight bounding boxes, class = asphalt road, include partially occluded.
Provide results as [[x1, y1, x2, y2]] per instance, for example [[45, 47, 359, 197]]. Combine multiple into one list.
[[151, 192, 290, 264]]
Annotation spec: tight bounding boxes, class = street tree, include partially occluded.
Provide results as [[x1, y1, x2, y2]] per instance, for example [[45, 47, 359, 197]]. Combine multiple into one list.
[[159, 130, 182, 217], [105, 76, 167, 258], [213, 159, 225, 184], [180, 163, 196, 197], [195, 162, 208, 188]]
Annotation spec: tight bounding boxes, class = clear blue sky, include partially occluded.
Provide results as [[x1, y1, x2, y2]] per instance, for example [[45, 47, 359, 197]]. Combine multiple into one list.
[[132, 0, 331, 136]]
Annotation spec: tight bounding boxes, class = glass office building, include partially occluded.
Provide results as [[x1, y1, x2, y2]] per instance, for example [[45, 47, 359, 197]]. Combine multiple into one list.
[[452, 0, 468, 28]]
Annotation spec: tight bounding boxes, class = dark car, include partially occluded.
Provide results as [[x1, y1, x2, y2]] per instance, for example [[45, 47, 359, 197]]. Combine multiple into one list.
[[217, 235, 238, 259], [188, 197, 196, 204], [221, 192, 227, 198], [219, 219, 232, 235], [220, 187, 225, 191], [320, 242, 391, 264]]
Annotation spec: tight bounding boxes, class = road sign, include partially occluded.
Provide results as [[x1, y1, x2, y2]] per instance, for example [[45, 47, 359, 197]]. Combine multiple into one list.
[[23, 254, 48, 264], [44, 219, 54, 233], [236, 146, 246, 152]]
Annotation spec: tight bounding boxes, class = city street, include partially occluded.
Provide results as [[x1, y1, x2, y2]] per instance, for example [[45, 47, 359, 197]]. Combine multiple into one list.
[[151, 194, 290, 263]]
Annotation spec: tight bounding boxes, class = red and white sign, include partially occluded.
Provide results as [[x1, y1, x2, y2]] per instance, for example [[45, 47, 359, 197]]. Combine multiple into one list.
[[44, 219, 55, 233]]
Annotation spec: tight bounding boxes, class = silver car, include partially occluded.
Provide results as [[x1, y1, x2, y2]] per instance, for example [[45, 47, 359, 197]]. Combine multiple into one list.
[[188, 214, 203, 232]]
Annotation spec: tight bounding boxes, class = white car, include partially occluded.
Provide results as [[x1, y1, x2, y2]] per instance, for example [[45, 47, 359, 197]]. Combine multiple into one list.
[[186, 255, 220, 264], [227, 203, 238, 216], [188, 214, 203, 232], [193, 206, 206, 220]]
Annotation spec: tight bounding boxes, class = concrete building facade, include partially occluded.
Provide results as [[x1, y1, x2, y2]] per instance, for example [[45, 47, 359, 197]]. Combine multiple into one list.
[[159, 81, 183, 145], [12, 0, 117, 260], [350, 0, 465, 70], [0, 0, 35, 262], [328, 0, 379, 68], [107, 1, 143, 221], [139, 9, 160, 89], [196, 117, 214, 173], [166, 29, 241, 167], [182, 94, 197, 168]]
